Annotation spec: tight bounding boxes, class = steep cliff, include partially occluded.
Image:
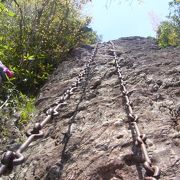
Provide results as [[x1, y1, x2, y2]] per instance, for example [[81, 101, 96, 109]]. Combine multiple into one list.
[[0, 37, 180, 180]]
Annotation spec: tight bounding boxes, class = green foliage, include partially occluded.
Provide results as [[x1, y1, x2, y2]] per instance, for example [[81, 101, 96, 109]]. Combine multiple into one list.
[[16, 93, 36, 128], [1, 127, 9, 138], [157, 0, 180, 47], [0, 84, 36, 138], [0, 0, 98, 95], [157, 21, 179, 47], [0, 2, 15, 16], [0, 0, 98, 138]]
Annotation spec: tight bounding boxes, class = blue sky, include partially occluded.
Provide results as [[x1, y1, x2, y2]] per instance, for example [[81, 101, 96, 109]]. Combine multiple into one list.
[[85, 0, 171, 41]]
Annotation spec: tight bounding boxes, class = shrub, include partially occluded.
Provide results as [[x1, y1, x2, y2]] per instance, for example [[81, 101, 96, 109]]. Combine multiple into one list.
[[157, 0, 180, 47], [0, 0, 98, 95]]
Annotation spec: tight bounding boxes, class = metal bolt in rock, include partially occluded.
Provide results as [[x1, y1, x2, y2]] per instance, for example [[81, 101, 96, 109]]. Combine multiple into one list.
[[110, 41, 160, 180]]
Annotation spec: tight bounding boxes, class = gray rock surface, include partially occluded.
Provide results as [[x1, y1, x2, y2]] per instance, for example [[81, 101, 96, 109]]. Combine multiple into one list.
[[1, 37, 180, 180]]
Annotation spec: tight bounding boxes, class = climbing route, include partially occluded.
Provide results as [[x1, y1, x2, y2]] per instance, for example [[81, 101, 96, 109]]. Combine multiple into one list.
[[0, 37, 179, 180], [110, 40, 160, 180]]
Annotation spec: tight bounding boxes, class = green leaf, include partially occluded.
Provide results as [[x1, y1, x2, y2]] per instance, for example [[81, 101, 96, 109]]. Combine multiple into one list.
[[7, 10, 15, 17]]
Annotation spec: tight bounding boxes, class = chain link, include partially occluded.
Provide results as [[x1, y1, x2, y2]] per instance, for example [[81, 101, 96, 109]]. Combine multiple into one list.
[[110, 41, 160, 180], [0, 44, 98, 176]]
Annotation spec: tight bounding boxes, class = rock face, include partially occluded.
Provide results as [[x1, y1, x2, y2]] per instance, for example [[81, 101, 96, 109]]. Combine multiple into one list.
[[1, 37, 180, 180]]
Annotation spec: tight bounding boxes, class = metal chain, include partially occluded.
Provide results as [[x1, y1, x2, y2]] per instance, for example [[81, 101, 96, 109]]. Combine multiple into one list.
[[110, 41, 161, 180], [0, 42, 161, 179], [0, 44, 98, 177]]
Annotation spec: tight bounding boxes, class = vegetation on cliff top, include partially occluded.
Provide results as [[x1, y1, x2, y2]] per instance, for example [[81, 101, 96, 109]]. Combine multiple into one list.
[[157, 0, 180, 47], [0, 0, 97, 95]]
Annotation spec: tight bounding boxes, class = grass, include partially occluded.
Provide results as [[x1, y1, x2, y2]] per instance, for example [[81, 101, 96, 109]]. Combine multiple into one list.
[[0, 86, 37, 139]]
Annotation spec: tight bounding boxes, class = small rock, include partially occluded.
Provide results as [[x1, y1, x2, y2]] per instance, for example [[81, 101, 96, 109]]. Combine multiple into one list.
[[156, 80, 163, 86], [86, 93, 97, 100], [175, 125, 180, 132], [110, 177, 119, 180], [102, 122, 110, 126], [91, 79, 101, 89], [70, 123, 77, 133], [152, 94, 165, 101], [7, 143, 21, 151], [171, 132, 180, 138], [146, 139, 154, 147], [34, 176, 41, 180], [150, 84, 159, 92], [95, 144, 108, 151], [139, 73, 146, 79], [106, 70, 116, 78], [114, 120, 123, 127], [173, 139, 180, 147], [108, 61, 116, 66], [116, 134, 124, 139], [165, 141, 171, 145], [146, 78, 153, 84], [45, 126, 55, 138], [174, 89, 180, 97], [45, 164, 61, 180]]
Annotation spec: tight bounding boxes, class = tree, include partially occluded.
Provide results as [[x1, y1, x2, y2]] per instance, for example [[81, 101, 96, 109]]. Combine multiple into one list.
[[0, 0, 98, 95], [157, 0, 180, 47]]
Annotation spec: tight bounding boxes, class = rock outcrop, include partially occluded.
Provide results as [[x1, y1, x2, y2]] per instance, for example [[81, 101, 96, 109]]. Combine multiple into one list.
[[1, 37, 180, 180]]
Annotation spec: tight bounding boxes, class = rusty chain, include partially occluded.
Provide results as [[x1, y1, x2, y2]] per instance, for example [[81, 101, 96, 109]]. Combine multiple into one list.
[[0, 44, 98, 177], [110, 41, 161, 180], [0, 42, 161, 179]]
